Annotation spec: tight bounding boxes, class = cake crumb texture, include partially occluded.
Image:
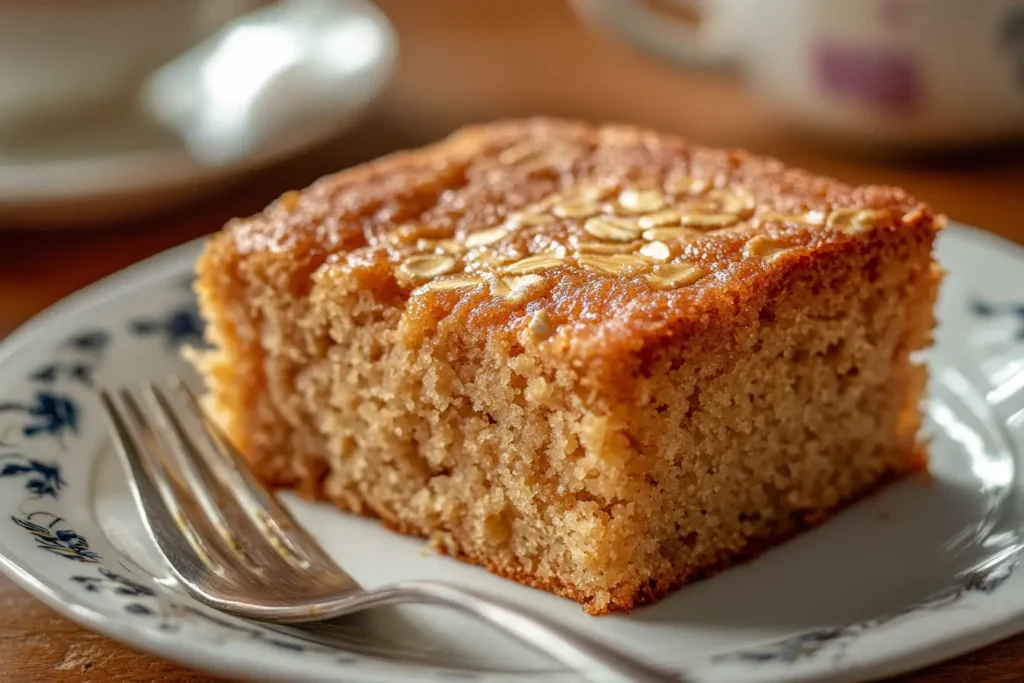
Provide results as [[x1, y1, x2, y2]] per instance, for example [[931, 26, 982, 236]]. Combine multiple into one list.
[[193, 118, 940, 614]]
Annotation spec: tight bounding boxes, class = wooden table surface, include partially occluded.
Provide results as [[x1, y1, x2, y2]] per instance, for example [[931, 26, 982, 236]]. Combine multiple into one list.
[[1, 1, 1023, 681]]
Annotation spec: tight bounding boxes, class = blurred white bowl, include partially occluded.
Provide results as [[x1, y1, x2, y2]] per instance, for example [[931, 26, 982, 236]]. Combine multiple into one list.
[[0, 0, 397, 229]]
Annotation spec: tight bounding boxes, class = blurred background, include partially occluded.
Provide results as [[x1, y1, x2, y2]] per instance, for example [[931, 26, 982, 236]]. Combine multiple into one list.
[[1, 1, 1024, 679], [1, 0, 1023, 332]]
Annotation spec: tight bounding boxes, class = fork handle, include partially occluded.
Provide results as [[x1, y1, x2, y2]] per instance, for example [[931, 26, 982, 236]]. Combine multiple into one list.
[[386, 580, 681, 683]]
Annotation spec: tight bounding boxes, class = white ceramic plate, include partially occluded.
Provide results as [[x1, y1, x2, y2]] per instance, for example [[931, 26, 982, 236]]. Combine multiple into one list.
[[0, 0, 395, 228], [1, 223, 1023, 683]]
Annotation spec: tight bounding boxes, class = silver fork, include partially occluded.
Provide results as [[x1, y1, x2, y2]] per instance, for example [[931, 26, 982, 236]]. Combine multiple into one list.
[[98, 377, 681, 683]]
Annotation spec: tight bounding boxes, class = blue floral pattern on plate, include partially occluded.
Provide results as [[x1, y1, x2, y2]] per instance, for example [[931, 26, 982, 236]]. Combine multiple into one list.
[[971, 298, 1024, 340], [0, 454, 64, 499], [718, 563, 1017, 665], [11, 514, 99, 563], [0, 392, 80, 442], [129, 301, 206, 349]]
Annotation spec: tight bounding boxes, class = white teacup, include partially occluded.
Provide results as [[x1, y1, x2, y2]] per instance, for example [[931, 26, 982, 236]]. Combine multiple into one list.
[[0, 0, 259, 130], [571, 0, 1024, 148]]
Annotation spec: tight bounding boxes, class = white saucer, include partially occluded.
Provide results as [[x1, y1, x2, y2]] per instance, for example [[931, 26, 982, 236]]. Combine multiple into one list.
[[0, 223, 1023, 682], [0, 0, 396, 229]]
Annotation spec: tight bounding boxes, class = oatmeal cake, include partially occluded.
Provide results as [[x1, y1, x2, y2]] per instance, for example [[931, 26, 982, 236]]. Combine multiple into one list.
[[192, 118, 941, 614]]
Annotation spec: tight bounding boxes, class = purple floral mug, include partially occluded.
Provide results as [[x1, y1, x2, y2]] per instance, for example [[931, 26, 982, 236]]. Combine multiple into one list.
[[571, 0, 1024, 148]]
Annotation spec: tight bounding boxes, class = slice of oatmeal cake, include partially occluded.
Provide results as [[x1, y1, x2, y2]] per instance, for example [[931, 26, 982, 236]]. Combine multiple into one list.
[[192, 118, 940, 614]]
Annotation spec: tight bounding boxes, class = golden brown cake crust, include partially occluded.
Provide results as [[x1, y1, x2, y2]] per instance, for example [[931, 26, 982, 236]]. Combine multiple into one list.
[[209, 117, 936, 369]]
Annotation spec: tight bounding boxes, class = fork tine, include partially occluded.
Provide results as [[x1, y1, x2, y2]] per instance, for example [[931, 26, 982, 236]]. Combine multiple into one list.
[[144, 383, 288, 575], [168, 377, 342, 574], [99, 388, 226, 577]]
